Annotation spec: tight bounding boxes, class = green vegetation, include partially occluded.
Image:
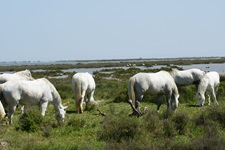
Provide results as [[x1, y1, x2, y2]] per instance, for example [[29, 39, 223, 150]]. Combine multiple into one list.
[[0, 59, 225, 150]]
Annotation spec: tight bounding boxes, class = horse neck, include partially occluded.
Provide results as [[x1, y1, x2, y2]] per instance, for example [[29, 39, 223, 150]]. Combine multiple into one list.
[[169, 69, 177, 77], [198, 78, 208, 94], [48, 82, 63, 110], [172, 85, 179, 97]]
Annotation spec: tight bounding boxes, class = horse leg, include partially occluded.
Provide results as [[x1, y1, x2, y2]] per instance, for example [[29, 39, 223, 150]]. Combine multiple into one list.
[[205, 91, 211, 105], [75, 93, 84, 113], [87, 91, 95, 103], [157, 95, 163, 112], [77, 91, 86, 113], [211, 87, 218, 105], [40, 101, 48, 116], [166, 92, 172, 111], [135, 94, 143, 112], [135, 100, 140, 112], [76, 97, 81, 113], [86, 91, 95, 110], [8, 105, 17, 124]]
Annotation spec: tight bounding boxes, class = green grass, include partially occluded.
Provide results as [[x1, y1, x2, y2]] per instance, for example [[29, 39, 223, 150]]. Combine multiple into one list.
[[2, 99, 225, 150], [1, 64, 225, 150]]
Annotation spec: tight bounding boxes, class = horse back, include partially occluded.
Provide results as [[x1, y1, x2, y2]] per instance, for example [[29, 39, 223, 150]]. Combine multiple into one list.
[[134, 71, 176, 94], [72, 72, 95, 92], [206, 71, 220, 86], [2, 79, 54, 104]]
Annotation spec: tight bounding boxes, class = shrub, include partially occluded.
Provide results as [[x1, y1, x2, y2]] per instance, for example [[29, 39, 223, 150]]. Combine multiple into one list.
[[104, 140, 155, 150], [187, 120, 225, 150], [172, 110, 189, 135], [67, 118, 86, 131], [16, 108, 44, 133], [194, 105, 225, 127], [163, 119, 176, 137], [85, 102, 96, 112], [113, 90, 128, 103], [194, 110, 208, 126], [98, 114, 141, 142], [142, 109, 161, 132], [141, 109, 164, 140]]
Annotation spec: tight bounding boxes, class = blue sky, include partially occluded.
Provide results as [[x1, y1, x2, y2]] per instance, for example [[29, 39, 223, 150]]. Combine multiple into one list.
[[0, 1, 225, 62]]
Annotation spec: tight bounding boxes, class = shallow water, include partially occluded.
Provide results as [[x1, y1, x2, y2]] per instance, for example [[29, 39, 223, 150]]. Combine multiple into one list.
[[180, 63, 225, 73], [62, 63, 225, 74], [2, 63, 225, 75]]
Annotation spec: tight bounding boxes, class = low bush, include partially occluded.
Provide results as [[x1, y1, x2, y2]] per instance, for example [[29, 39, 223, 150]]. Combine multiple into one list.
[[67, 118, 86, 131], [16, 108, 45, 133], [98, 114, 141, 142], [172, 110, 190, 135]]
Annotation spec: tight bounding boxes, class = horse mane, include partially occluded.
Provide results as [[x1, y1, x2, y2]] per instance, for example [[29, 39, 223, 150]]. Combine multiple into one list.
[[15, 69, 31, 76], [198, 76, 209, 95], [15, 70, 34, 81], [171, 68, 179, 72], [169, 68, 179, 77], [41, 78, 62, 105]]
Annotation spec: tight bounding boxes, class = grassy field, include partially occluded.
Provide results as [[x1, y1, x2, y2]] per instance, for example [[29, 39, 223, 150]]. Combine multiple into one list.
[[1, 58, 225, 150]]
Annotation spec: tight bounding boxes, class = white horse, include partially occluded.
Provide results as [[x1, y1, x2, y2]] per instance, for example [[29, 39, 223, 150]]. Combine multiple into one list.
[[0, 78, 67, 124], [170, 68, 205, 87], [0, 69, 34, 114], [197, 71, 220, 106], [0, 69, 34, 84], [72, 72, 96, 113], [128, 71, 179, 113]]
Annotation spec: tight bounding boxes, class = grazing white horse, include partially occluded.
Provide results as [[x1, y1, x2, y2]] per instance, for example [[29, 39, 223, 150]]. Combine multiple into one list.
[[170, 68, 205, 86], [72, 72, 96, 113], [0, 78, 67, 124], [128, 71, 179, 113], [0, 70, 34, 114], [197, 71, 220, 106], [0, 69, 34, 84]]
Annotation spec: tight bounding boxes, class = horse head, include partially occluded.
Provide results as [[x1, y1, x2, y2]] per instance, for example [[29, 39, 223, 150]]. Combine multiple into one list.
[[55, 105, 68, 123], [197, 92, 205, 106], [171, 93, 179, 111]]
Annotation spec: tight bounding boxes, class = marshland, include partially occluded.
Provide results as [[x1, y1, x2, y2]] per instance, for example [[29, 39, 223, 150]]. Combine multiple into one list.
[[1, 57, 225, 150]]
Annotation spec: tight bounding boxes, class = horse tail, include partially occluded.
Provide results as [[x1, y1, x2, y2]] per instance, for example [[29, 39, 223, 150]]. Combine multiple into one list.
[[72, 76, 82, 102], [128, 76, 136, 106]]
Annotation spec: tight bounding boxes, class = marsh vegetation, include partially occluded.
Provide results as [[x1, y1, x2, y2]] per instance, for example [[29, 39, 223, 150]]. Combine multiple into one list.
[[1, 58, 225, 150]]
